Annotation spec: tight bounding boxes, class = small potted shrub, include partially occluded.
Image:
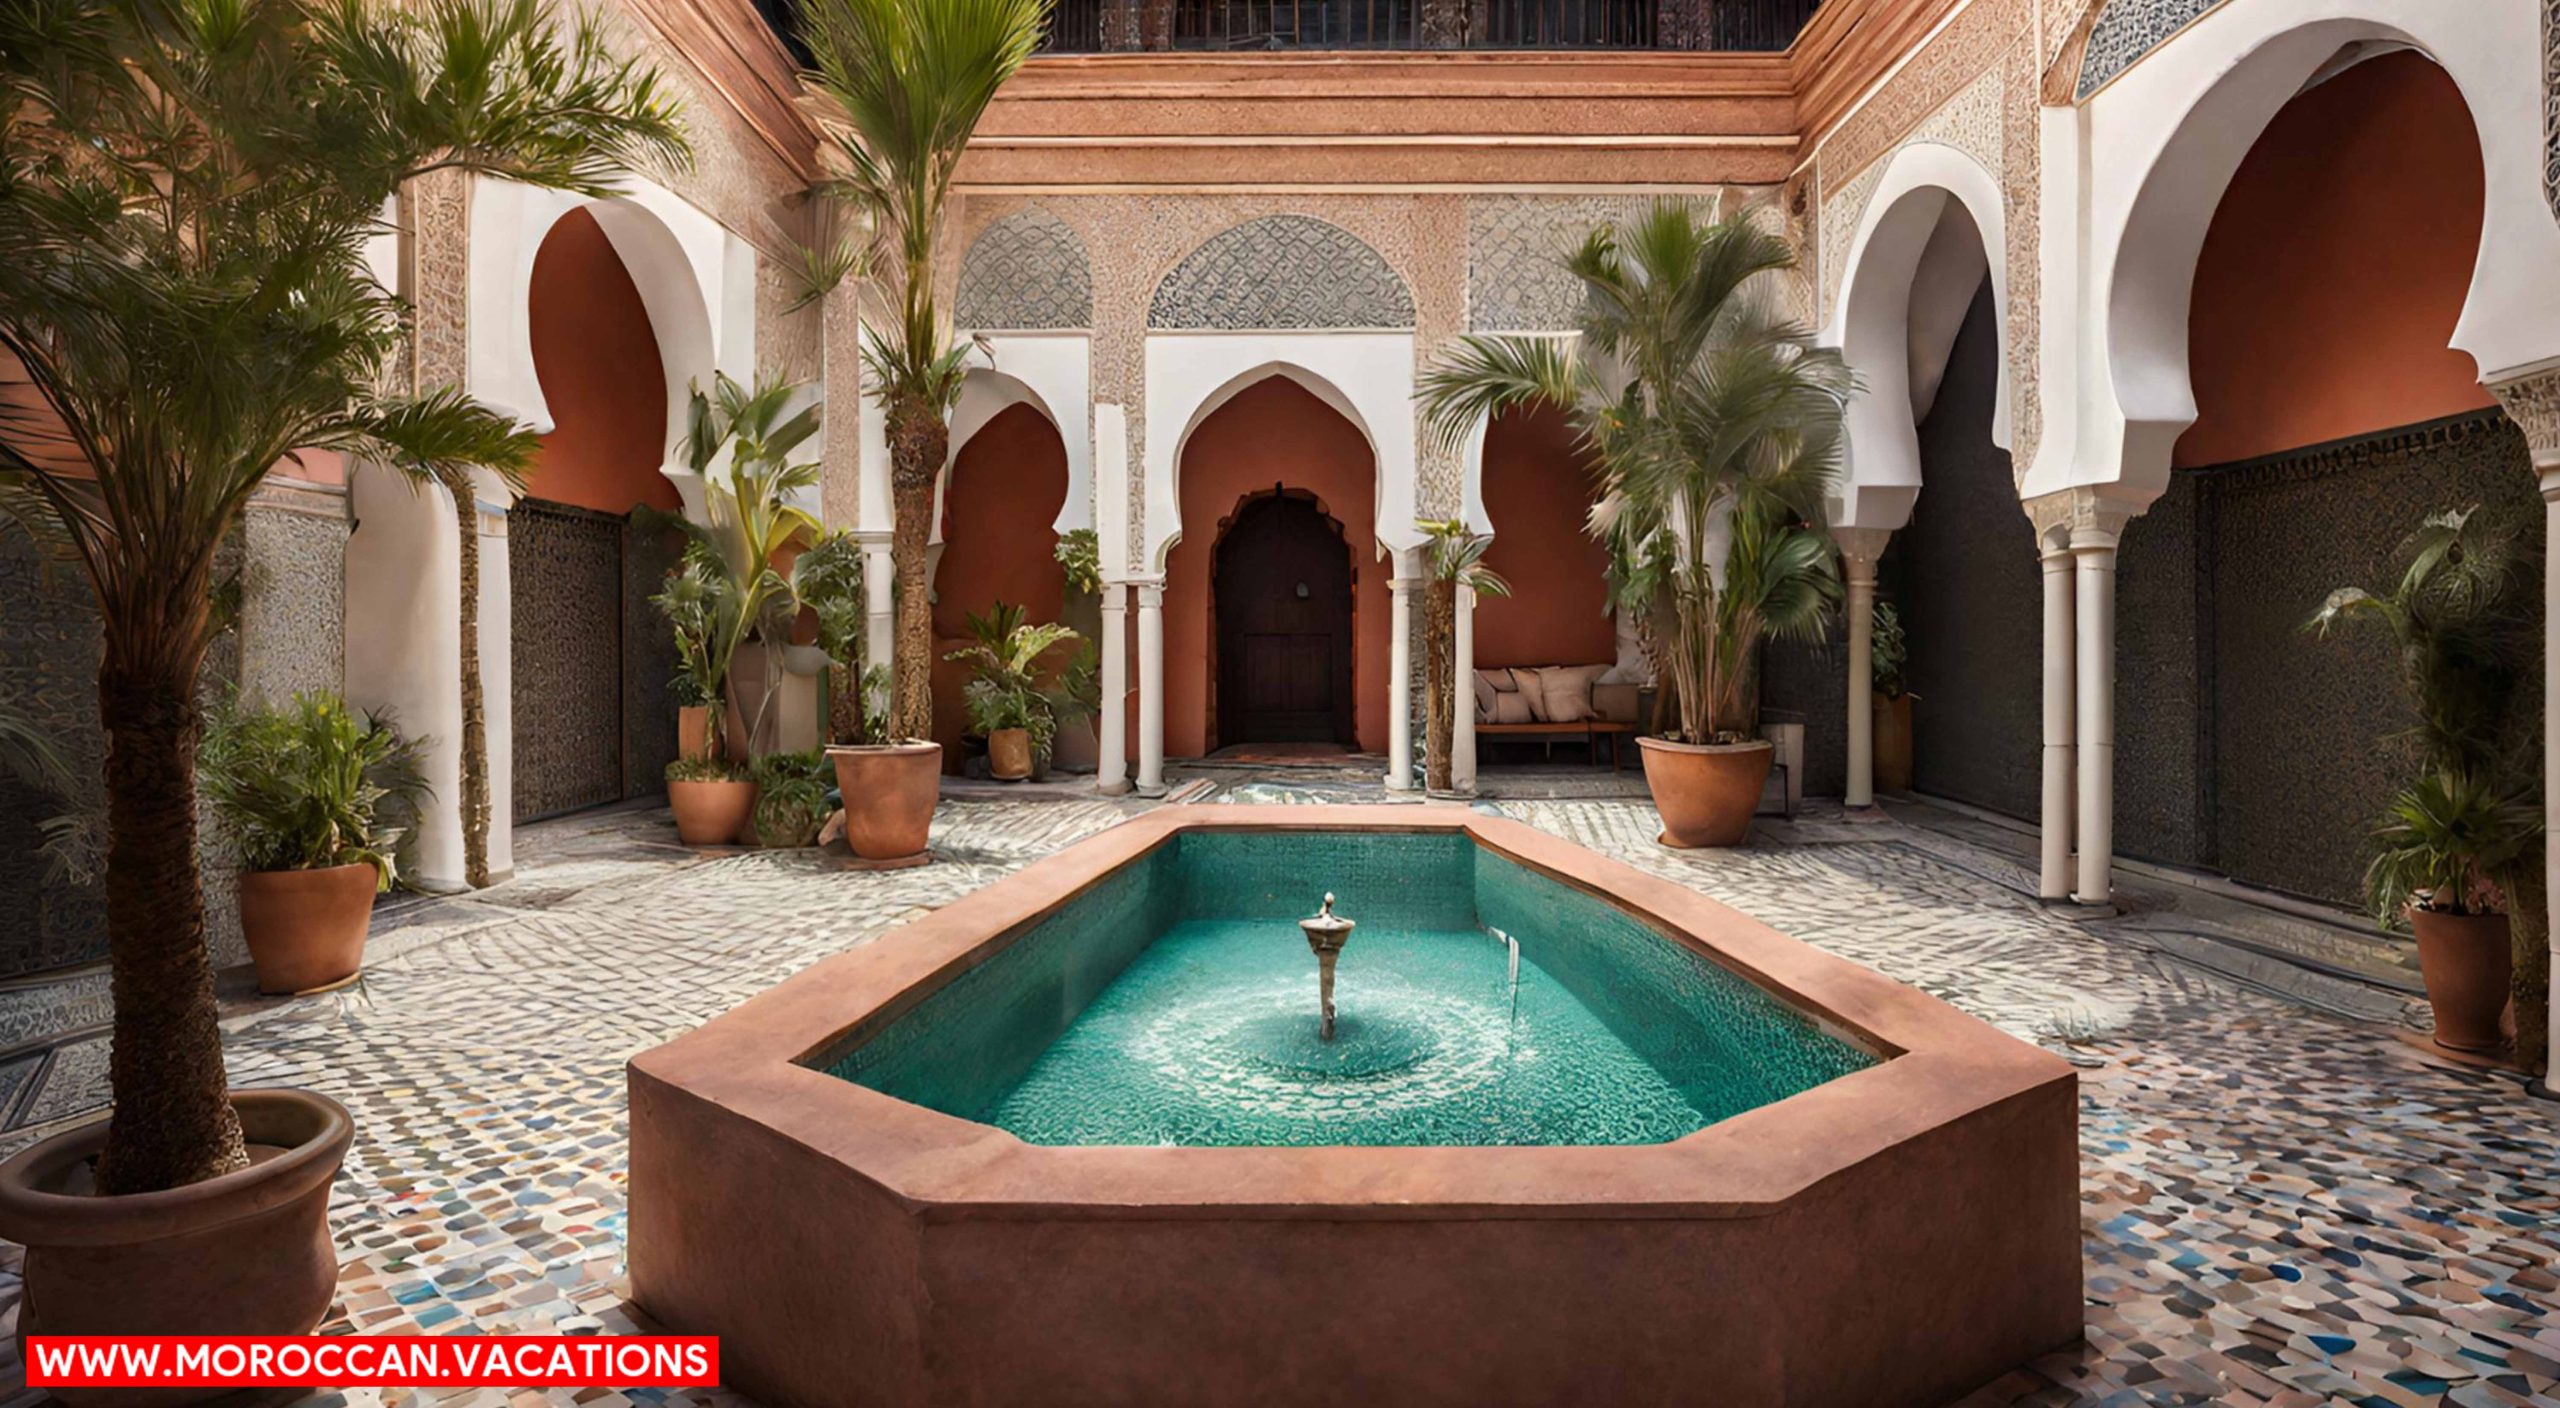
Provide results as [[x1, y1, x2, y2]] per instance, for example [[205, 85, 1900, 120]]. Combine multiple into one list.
[[828, 665, 942, 866], [654, 551, 757, 845], [1422, 205, 1848, 847], [1871, 601, 1914, 793], [2312, 506, 2545, 1061], [752, 749, 835, 848], [200, 693, 424, 995], [944, 603, 1079, 782], [2364, 771, 2537, 1052]]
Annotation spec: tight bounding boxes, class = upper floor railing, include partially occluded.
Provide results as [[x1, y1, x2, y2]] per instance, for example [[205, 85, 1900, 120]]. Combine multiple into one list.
[[1039, 0, 1821, 54]]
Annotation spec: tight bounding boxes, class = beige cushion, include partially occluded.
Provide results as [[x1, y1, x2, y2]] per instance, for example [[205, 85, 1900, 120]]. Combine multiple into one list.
[[1490, 692, 1537, 724], [1540, 664, 1612, 723], [1507, 667, 1552, 722], [1471, 668, 1516, 722]]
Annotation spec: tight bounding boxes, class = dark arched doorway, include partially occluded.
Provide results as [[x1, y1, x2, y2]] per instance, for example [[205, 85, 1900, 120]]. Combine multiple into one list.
[[1213, 490, 1354, 747]]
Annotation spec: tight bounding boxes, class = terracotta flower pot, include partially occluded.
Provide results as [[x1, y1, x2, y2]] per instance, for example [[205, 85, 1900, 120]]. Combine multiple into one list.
[[236, 863, 378, 996], [2408, 906, 2513, 1053], [987, 727, 1034, 781], [1871, 693, 1914, 793], [1639, 737, 1773, 849], [828, 742, 941, 866], [669, 778, 758, 847], [0, 1089, 353, 1407], [1048, 715, 1099, 773]]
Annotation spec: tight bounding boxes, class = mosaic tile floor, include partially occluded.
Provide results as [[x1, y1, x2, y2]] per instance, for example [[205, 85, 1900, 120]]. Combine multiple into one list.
[[3, 789, 2553, 1408]]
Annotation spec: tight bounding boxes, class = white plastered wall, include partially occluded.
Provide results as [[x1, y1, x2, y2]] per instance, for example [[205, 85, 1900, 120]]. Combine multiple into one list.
[[1141, 333, 1422, 571], [2035, 0, 2560, 505]]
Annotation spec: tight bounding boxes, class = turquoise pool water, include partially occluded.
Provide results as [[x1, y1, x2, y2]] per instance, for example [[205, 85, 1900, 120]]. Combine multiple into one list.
[[821, 830, 1876, 1147]]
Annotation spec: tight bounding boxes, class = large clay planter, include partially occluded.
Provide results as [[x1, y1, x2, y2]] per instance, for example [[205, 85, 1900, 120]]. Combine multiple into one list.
[[0, 1089, 353, 1407], [987, 728, 1034, 781], [1049, 715, 1099, 773], [829, 742, 941, 866], [2408, 907, 2513, 1053], [237, 863, 377, 995], [1639, 737, 1773, 849], [1872, 693, 1914, 793], [669, 778, 758, 847]]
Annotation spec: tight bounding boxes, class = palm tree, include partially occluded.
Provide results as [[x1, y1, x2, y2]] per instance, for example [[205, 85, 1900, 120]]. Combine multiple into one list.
[[1416, 519, 1510, 793], [1419, 203, 1853, 746], [800, 0, 1047, 742], [0, 0, 684, 1194]]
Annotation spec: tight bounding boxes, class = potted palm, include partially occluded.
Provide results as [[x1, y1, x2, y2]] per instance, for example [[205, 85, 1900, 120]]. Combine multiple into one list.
[[0, 0, 680, 1360], [945, 603, 1079, 781], [1871, 601, 1914, 793], [2311, 506, 2546, 1065], [654, 549, 758, 845], [830, 665, 941, 865], [751, 749, 836, 849], [1418, 518, 1512, 795], [201, 693, 425, 994], [1421, 204, 1852, 846], [801, 0, 1046, 842]]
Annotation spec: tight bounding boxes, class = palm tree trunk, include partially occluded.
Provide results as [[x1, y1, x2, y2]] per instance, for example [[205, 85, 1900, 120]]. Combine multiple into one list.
[[1425, 578, 1455, 792], [2505, 864, 2549, 1076], [886, 394, 945, 743], [438, 466, 492, 887], [94, 650, 246, 1195]]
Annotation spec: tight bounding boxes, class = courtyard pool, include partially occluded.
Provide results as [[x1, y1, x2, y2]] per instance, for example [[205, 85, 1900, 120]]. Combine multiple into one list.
[[630, 806, 2081, 1408]]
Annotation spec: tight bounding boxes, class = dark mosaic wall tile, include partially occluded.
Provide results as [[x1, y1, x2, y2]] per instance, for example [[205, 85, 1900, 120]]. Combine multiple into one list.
[[511, 500, 628, 822], [1760, 634, 1847, 799], [625, 518, 685, 797], [1893, 286, 2040, 821], [2115, 472, 2205, 869], [0, 535, 108, 979], [2201, 412, 2540, 908]]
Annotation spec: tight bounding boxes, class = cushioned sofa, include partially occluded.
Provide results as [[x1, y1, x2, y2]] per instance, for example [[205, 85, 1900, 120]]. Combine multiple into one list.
[[1473, 666, 1641, 768]]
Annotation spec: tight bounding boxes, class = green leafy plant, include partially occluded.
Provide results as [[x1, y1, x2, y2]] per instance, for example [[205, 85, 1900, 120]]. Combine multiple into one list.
[[1417, 518, 1513, 792], [801, 0, 1047, 743], [655, 371, 821, 760], [792, 530, 868, 744], [2310, 504, 2546, 1069], [1054, 528, 1102, 596], [0, 0, 684, 1192], [944, 602, 1079, 764], [200, 694, 426, 887], [1049, 641, 1101, 726], [849, 664, 897, 747], [750, 749, 835, 848], [1871, 601, 1909, 702], [1420, 202, 1853, 745], [664, 753, 744, 784]]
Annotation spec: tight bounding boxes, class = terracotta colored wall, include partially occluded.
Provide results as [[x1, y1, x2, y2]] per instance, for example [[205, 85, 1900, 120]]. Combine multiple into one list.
[[2173, 52, 2490, 469], [931, 403, 1070, 767], [1474, 404, 1617, 670], [525, 208, 678, 513], [1165, 378, 1387, 757]]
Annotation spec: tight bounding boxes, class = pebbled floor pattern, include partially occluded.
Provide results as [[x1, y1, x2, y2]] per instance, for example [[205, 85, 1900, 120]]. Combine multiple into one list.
[[2, 791, 2551, 1408]]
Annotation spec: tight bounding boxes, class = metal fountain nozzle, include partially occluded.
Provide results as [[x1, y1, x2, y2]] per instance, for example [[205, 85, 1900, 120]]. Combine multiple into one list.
[[1297, 892, 1356, 1041]]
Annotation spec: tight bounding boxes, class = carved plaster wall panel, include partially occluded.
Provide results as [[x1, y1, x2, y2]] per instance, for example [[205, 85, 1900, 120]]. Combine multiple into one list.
[[1147, 215, 1417, 331], [2076, 0, 2232, 100], [957, 207, 1095, 330], [1817, 65, 2004, 329], [2545, 0, 2559, 220]]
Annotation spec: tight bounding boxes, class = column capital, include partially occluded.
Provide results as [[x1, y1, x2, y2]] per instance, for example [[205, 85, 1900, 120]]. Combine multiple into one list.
[[1132, 581, 1165, 607], [1831, 526, 1891, 580], [2486, 366, 2560, 479], [2024, 485, 2141, 552]]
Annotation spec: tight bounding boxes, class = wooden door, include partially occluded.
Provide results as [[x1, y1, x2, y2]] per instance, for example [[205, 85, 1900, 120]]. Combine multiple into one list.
[[1214, 493, 1354, 746], [511, 498, 626, 821]]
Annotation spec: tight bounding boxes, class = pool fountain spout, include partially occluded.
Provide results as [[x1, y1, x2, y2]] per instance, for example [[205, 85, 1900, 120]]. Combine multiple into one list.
[[1298, 893, 1356, 1040]]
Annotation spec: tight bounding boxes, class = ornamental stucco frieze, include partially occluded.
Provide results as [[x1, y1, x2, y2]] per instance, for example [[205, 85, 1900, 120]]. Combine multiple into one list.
[[2075, 0, 2233, 101], [1146, 215, 1416, 331], [956, 207, 1094, 331], [2489, 367, 2560, 472], [1817, 65, 2004, 330]]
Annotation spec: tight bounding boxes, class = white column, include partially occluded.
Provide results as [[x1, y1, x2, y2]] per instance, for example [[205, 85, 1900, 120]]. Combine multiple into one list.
[[1387, 561, 1416, 790], [2040, 537, 2078, 902], [1096, 582, 1129, 795], [2543, 466, 2560, 1087], [1135, 581, 1165, 796], [2070, 526, 2119, 906], [1835, 529, 1888, 808], [1452, 584, 1478, 794], [858, 531, 895, 687], [473, 484, 514, 882]]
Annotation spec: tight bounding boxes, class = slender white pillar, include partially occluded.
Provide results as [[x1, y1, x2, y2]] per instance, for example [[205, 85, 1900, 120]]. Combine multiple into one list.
[[1135, 581, 1165, 796], [2070, 526, 2119, 906], [2039, 538, 2078, 902], [1832, 529, 1889, 808], [1452, 584, 1478, 794], [858, 531, 895, 689], [1096, 581, 1129, 795], [1387, 562, 1416, 790], [2543, 467, 2560, 1087]]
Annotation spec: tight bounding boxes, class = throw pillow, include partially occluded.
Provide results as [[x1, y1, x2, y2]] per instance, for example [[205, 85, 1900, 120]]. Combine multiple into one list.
[[1472, 668, 1516, 721], [1508, 667, 1553, 722], [1492, 692, 1536, 724], [1541, 664, 1611, 723]]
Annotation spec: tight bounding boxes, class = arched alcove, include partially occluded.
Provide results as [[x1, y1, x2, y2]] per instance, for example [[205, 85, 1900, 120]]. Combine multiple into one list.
[[1473, 404, 1614, 674], [929, 403, 1072, 771]]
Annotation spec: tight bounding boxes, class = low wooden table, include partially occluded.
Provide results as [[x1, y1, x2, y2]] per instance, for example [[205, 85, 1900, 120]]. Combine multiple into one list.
[[1476, 719, 1637, 771]]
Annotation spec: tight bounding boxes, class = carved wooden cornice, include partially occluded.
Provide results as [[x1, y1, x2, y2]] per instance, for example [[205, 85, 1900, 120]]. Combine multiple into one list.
[[623, 0, 819, 182]]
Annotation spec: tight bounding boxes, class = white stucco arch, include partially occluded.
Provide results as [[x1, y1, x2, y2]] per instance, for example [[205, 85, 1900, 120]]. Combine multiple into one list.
[[931, 336, 1095, 547], [465, 175, 754, 488], [1823, 141, 2012, 531], [2054, 0, 2560, 503], [1140, 334, 1420, 574]]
